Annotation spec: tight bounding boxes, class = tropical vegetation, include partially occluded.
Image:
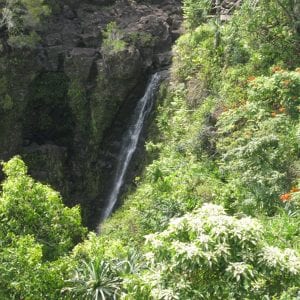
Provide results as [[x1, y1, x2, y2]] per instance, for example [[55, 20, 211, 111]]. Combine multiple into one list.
[[0, 0, 300, 299]]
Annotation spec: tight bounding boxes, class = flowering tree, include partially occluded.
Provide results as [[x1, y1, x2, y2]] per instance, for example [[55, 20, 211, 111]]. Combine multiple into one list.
[[124, 204, 300, 299]]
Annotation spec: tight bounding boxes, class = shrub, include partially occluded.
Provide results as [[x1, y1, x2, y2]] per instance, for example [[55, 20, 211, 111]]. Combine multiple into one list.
[[0, 156, 87, 260], [182, 0, 212, 29], [216, 70, 300, 213], [126, 204, 300, 299], [62, 258, 122, 300], [102, 22, 127, 55], [0, 157, 85, 298]]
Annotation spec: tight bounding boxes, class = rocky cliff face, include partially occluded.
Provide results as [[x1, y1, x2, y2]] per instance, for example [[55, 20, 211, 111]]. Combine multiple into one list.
[[0, 0, 182, 227]]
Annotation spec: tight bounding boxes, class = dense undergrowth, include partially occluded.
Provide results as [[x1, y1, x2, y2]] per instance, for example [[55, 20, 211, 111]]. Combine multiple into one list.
[[0, 0, 300, 299]]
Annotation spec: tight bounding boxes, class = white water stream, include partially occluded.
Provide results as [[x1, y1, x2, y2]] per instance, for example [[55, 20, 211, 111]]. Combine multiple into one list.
[[101, 72, 162, 221]]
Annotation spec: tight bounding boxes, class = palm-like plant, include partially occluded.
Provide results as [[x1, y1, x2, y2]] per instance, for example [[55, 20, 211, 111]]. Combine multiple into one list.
[[62, 258, 121, 300], [116, 251, 146, 276]]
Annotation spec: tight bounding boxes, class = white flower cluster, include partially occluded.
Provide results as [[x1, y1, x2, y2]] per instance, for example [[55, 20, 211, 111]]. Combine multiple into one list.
[[261, 246, 300, 275], [145, 204, 263, 268], [226, 262, 253, 282], [141, 203, 300, 298]]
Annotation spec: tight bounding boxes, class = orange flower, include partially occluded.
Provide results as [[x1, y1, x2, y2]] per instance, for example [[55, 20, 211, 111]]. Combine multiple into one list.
[[271, 112, 277, 117], [247, 76, 256, 82], [278, 107, 286, 113], [290, 187, 300, 193], [271, 66, 283, 73], [282, 79, 291, 87], [280, 193, 291, 202], [222, 106, 228, 112]]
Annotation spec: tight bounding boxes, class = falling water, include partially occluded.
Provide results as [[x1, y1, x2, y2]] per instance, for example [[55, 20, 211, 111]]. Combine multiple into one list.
[[100, 72, 162, 221]]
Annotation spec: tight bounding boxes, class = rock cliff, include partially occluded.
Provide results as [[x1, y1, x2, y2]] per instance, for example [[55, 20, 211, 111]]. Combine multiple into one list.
[[0, 0, 182, 226]]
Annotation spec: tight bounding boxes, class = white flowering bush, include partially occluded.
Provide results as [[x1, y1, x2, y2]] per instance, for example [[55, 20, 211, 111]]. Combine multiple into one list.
[[123, 204, 300, 299]]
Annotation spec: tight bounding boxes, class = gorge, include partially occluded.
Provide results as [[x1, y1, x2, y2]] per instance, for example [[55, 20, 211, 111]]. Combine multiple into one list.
[[0, 0, 182, 227], [1, 0, 300, 298]]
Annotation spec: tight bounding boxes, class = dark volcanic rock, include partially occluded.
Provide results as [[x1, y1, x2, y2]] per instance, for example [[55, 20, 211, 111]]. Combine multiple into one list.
[[65, 47, 100, 82], [0, 0, 182, 227]]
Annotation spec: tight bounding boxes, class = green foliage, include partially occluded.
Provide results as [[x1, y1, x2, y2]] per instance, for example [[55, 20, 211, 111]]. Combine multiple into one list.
[[216, 70, 300, 213], [62, 258, 122, 300], [0, 0, 51, 48], [182, 0, 212, 29], [173, 24, 220, 84], [262, 210, 300, 251], [0, 156, 87, 259], [223, 0, 300, 73], [102, 22, 127, 55], [127, 31, 156, 48], [0, 234, 43, 298], [128, 204, 300, 299], [0, 157, 86, 299], [1, 1, 300, 298], [0, 234, 74, 299], [71, 2, 300, 299], [101, 88, 222, 242], [248, 70, 300, 118], [62, 233, 147, 300], [99, 2, 300, 299]]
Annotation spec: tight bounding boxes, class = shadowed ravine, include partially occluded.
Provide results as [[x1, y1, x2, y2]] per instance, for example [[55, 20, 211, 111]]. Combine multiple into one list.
[[98, 72, 163, 226]]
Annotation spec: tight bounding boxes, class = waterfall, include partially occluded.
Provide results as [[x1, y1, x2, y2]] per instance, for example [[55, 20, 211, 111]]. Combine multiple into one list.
[[100, 72, 162, 221]]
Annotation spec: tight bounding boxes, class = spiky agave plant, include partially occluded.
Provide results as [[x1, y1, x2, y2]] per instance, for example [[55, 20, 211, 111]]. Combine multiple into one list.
[[62, 258, 122, 300]]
